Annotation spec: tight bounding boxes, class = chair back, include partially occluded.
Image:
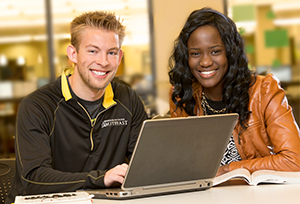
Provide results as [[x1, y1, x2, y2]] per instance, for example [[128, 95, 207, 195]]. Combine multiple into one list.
[[0, 158, 15, 204]]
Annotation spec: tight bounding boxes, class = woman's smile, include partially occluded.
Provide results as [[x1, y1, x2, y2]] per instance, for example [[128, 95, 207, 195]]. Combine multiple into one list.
[[198, 69, 218, 78]]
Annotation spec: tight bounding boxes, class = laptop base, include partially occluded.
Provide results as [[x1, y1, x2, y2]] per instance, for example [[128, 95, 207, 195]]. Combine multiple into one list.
[[79, 179, 213, 200]]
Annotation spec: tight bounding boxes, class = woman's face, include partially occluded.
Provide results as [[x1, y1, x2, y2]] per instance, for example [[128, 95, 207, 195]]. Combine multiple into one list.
[[187, 25, 228, 95]]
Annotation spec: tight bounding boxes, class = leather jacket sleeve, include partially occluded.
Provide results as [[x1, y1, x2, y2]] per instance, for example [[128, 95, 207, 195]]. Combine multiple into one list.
[[230, 74, 300, 173]]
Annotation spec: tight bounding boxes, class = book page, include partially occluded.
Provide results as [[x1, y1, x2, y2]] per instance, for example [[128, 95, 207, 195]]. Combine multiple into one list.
[[251, 170, 300, 185], [213, 168, 252, 186]]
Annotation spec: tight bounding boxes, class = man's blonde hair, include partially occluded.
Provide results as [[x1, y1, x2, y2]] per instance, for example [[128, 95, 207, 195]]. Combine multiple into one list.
[[70, 11, 125, 51]]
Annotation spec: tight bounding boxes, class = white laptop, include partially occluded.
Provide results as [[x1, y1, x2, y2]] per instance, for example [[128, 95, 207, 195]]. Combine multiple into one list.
[[79, 113, 238, 199]]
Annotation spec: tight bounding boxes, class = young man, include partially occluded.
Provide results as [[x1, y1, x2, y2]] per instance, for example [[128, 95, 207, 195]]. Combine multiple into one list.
[[5, 11, 148, 203]]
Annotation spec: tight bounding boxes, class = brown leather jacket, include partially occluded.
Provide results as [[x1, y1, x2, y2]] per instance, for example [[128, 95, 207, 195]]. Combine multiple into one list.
[[169, 74, 300, 173]]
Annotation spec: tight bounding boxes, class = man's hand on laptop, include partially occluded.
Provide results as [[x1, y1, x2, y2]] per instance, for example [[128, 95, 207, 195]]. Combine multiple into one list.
[[104, 163, 128, 187]]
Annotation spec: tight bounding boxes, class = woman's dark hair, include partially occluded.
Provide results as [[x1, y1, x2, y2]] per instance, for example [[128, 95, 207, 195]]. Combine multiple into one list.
[[168, 7, 254, 129]]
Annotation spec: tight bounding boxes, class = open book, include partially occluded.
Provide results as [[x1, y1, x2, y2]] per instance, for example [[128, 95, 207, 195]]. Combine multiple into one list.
[[213, 168, 300, 186]]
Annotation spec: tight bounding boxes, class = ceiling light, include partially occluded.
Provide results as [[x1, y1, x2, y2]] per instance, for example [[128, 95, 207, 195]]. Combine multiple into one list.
[[17, 56, 26, 66], [0, 19, 46, 28], [0, 35, 32, 44], [0, 33, 71, 44], [0, 9, 20, 17], [272, 2, 300, 11], [0, 54, 8, 67], [274, 18, 300, 25]]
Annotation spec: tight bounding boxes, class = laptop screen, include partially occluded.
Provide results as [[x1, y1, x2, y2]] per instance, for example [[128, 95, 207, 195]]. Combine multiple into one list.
[[122, 114, 238, 189]]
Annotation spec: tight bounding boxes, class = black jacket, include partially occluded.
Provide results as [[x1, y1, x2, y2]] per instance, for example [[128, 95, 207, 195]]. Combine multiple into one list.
[[6, 67, 148, 203]]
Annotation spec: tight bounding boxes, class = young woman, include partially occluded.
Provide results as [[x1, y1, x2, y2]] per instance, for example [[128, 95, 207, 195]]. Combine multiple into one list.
[[168, 7, 300, 176]]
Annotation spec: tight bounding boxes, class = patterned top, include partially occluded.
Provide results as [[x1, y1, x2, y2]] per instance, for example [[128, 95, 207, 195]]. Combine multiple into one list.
[[220, 135, 242, 165], [204, 98, 242, 166]]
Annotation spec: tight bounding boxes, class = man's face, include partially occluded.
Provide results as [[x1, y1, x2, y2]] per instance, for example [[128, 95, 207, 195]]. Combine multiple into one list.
[[71, 27, 123, 94]]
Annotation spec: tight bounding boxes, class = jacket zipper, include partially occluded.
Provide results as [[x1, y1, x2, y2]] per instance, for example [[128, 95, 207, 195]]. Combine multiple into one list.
[[77, 102, 116, 151]]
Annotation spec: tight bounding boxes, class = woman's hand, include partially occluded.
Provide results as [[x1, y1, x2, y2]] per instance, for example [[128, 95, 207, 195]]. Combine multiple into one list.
[[216, 164, 229, 177]]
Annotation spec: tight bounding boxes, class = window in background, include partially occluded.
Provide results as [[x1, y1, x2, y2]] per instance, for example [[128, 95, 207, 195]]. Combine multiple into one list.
[[227, 0, 300, 125], [0, 0, 47, 158]]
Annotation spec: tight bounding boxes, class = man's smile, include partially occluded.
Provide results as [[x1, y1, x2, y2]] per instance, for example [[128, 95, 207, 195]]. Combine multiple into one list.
[[91, 70, 108, 76]]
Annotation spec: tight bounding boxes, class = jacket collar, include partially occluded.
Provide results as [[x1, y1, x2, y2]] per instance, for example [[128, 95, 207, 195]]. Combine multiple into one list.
[[192, 81, 203, 97], [61, 67, 117, 108]]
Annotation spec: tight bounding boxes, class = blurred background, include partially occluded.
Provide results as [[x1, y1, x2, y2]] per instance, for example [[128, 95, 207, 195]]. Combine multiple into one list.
[[0, 0, 299, 158]]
